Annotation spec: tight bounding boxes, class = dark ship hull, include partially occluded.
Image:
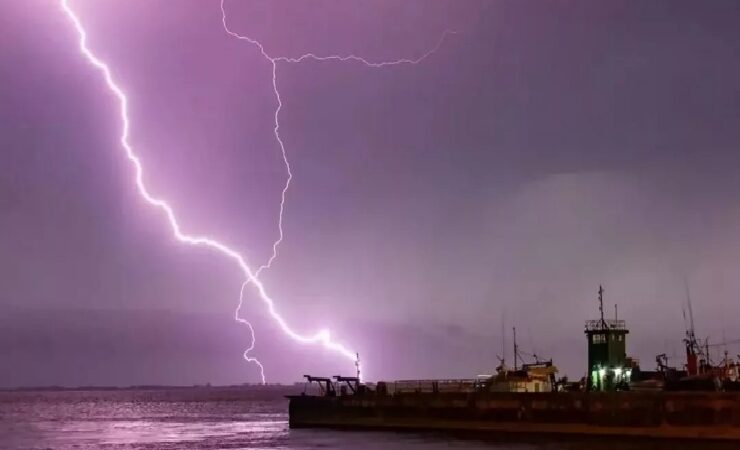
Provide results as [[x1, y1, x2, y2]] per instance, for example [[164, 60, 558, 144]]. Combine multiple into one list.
[[288, 391, 740, 441]]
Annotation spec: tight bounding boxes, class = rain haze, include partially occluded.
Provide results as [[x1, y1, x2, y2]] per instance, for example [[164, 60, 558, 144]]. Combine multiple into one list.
[[1, 0, 740, 387]]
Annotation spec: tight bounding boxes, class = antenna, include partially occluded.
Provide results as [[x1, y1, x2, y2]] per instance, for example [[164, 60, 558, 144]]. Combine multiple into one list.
[[614, 303, 618, 321]]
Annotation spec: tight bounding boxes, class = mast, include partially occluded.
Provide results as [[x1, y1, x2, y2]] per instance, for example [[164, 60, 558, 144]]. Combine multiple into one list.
[[513, 326, 518, 371], [705, 339, 711, 367], [598, 285, 606, 328], [355, 353, 361, 380], [501, 312, 506, 368], [683, 278, 699, 375], [687, 283, 696, 345]]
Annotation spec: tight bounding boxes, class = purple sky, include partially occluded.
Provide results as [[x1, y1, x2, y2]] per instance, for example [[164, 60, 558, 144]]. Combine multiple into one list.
[[2, 0, 740, 386]]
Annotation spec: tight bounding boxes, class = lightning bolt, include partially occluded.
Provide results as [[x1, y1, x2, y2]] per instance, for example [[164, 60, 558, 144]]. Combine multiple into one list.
[[222, 2, 456, 275], [236, 281, 265, 384], [220, 1, 456, 381], [58, 0, 358, 381], [59, 0, 456, 384]]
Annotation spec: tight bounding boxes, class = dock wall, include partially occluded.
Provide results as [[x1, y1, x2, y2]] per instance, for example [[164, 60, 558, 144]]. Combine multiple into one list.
[[289, 391, 740, 440]]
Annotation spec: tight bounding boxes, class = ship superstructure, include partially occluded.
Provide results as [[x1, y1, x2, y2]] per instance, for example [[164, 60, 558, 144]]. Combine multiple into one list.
[[584, 286, 631, 391]]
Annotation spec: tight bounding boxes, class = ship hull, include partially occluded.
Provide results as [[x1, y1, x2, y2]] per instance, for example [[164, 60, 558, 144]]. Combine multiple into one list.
[[288, 391, 740, 441]]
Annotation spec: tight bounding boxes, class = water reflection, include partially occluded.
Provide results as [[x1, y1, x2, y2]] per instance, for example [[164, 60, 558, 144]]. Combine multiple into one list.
[[0, 389, 737, 450]]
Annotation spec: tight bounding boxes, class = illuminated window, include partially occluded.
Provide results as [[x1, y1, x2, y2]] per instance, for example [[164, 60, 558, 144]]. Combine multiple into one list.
[[592, 334, 606, 344]]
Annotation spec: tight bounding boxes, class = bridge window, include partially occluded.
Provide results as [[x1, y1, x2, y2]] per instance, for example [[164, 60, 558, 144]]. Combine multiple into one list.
[[592, 334, 606, 344]]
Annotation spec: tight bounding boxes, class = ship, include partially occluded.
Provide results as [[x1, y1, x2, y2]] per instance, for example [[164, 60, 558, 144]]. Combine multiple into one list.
[[288, 286, 740, 441], [630, 282, 740, 392]]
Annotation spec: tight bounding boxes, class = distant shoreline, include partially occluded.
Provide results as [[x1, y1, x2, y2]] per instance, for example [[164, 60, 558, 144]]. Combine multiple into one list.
[[0, 383, 302, 393]]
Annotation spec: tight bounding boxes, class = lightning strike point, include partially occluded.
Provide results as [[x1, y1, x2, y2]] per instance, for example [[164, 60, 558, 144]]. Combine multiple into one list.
[[237, 281, 266, 384]]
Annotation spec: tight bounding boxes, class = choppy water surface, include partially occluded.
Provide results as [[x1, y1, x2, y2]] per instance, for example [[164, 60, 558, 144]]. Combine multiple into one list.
[[0, 388, 494, 449], [0, 388, 732, 449]]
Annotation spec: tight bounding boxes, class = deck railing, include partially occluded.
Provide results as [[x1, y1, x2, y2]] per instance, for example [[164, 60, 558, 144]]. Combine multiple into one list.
[[585, 319, 626, 331], [385, 379, 483, 394]]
